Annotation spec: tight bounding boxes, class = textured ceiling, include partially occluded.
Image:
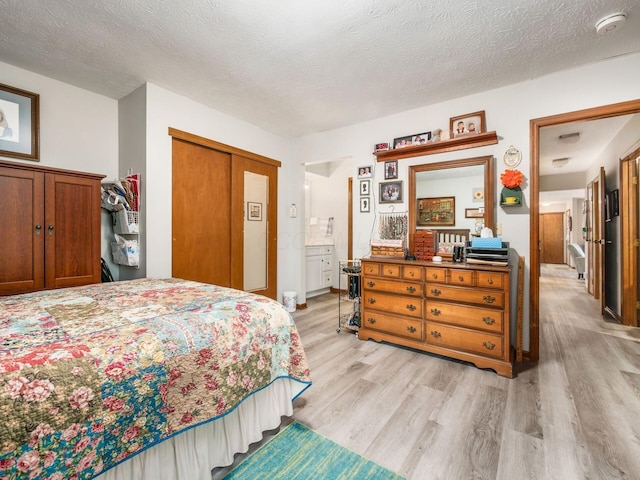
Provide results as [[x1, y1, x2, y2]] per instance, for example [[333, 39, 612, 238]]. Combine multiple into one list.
[[1, 0, 639, 139]]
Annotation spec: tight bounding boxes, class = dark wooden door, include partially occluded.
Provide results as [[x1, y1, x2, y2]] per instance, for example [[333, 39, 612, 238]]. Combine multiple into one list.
[[0, 165, 45, 294], [540, 213, 564, 264], [172, 139, 232, 287], [45, 173, 102, 290]]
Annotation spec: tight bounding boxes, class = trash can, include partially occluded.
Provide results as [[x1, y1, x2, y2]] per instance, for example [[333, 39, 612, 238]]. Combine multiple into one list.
[[282, 291, 297, 313]]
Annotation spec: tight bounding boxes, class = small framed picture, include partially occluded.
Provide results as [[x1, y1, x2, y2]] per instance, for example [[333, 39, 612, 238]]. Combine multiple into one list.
[[417, 196, 455, 226], [0, 82, 40, 161], [384, 160, 398, 180], [359, 179, 370, 196], [465, 207, 485, 219], [472, 187, 484, 202], [379, 181, 403, 204], [450, 110, 486, 138], [357, 165, 372, 178], [360, 197, 371, 213], [247, 202, 262, 221], [374, 142, 390, 152]]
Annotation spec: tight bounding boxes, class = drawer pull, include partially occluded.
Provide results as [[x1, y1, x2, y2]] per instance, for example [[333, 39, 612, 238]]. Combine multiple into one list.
[[432, 273, 438, 279], [407, 326, 417, 334], [367, 281, 376, 287], [406, 304, 416, 311], [430, 330, 442, 339], [367, 298, 376, 304], [430, 289, 442, 296], [430, 308, 441, 316], [458, 275, 464, 282], [487, 278, 494, 285], [388, 269, 393, 274], [483, 341, 496, 350], [483, 295, 496, 304], [367, 317, 376, 324], [406, 286, 416, 293], [482, 316, 496, 325], [409, 271, 415, 277]]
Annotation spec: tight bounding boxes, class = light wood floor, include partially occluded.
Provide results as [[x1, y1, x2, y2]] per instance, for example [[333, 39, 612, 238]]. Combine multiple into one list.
[[284, 264, 640, 479]]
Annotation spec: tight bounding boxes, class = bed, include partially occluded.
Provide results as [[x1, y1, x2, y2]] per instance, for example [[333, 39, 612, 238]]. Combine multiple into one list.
[[0, 278, 311, 479]]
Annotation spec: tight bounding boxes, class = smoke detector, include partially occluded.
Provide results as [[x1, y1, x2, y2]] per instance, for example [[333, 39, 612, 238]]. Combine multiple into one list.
[[596, 13, 626, 35]]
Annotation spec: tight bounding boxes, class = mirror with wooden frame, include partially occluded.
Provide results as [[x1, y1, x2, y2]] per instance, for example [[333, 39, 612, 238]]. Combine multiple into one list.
[[408, 155, 495, 254]]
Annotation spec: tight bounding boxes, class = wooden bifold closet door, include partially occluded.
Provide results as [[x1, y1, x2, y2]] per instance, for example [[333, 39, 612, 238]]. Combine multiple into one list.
[[171, 132, 279, 299]]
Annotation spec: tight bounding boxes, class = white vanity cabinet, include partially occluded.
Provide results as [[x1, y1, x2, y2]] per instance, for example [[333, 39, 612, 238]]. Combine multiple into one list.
[[306, 245, 334, 294]]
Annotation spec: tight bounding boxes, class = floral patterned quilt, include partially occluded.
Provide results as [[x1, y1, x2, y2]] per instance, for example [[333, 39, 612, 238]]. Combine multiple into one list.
[[0, 278, 311, 479]]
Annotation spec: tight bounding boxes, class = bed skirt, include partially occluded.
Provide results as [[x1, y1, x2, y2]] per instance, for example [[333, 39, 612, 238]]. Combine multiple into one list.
[[98, 377, 304, 480]]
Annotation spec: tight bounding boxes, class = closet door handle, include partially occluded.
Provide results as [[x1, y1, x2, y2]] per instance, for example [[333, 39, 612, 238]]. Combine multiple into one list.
[[48, 224, 54, 236], [35, 224, 42, 235]]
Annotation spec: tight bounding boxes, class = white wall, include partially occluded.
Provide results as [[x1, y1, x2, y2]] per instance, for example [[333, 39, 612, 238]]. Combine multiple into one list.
[[143, 83, 299, 302], [292, 52, 640, 350], [0, 61, 119, 272]]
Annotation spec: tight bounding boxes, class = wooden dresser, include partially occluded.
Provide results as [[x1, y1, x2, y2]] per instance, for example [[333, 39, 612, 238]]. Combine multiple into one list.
[[360, 258, 513, 377]]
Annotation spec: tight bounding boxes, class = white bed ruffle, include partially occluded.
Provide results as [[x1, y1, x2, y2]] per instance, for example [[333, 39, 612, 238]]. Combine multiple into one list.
[[98, 377, 304, 480]]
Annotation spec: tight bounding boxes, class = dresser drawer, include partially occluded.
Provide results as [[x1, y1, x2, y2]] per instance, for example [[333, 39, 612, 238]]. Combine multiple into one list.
[[425, 267, 447, 283], [425, 284, 504, 308], [363, 277, 421, 296], [403, 265, 423, 281], [476, 271, 505, 289], [362, 262, 381, 276], [449, 270, 474, 286], [425, 301, 503, 333], [362, 309, 423, 340], [381, 264, 401, 278], [362, 291, 422, 318], [426, 322, 504, 358]]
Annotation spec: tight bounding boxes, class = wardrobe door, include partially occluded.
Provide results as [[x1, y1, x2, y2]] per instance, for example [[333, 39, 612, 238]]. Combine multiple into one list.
[[0, 166, 45, 295], [172, 138, 233, 287], [44, 173, 102, 289]]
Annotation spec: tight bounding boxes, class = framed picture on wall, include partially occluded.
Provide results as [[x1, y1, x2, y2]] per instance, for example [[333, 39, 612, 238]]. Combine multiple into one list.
[[384, 160, 398, 180], [417, 196, 455, 226], [0, 82, 40, 161], [357, 165, 372, 178], [360, 197, 371, 213], [247, 202, 262, 221], [379, 181, 403, 203], [359, 179, 370, 196]]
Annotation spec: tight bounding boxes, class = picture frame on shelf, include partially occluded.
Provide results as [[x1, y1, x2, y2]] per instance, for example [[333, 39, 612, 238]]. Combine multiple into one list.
[[357, 165, 372, 178], [450, 110, 486, 138], [379, 181, 403, 203], [359, 179, 370, 196], [247, 202, 262, 221], [384, 160, 398, 180], [417, 196, 455, 226], [0, 82, 40, 161], [393, 131, 431, 149], [360, 196, 371, 213]]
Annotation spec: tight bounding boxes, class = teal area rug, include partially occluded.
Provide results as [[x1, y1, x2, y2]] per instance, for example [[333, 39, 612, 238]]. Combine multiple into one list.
[[223, 421, 405, 479]]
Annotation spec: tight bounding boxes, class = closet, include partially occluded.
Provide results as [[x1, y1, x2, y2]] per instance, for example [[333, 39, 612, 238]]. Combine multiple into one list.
[[0, 160, 104, 295], [170, 129, 280, 300]]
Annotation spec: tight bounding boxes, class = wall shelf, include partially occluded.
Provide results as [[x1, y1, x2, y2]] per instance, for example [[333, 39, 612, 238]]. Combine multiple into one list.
[[374, 131, 498, 162]]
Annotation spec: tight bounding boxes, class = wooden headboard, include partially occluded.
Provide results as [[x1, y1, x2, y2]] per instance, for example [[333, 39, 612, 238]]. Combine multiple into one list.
[[434, 228, 470, 254]]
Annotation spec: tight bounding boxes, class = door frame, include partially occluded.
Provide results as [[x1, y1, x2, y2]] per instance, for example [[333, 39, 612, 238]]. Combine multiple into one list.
[[529, 99, 640, 362], [620, 144, 640, 326]]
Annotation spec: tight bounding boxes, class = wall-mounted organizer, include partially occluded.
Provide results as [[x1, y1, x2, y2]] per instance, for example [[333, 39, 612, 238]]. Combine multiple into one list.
[[101, 173, 140, 267]]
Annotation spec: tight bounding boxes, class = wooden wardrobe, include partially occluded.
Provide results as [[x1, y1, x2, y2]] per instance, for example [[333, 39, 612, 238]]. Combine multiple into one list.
[[0, 160, 104, 295]]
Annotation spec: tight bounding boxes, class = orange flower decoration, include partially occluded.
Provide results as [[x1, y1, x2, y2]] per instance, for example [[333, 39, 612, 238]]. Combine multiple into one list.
[[500, 169, 524, 189]]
